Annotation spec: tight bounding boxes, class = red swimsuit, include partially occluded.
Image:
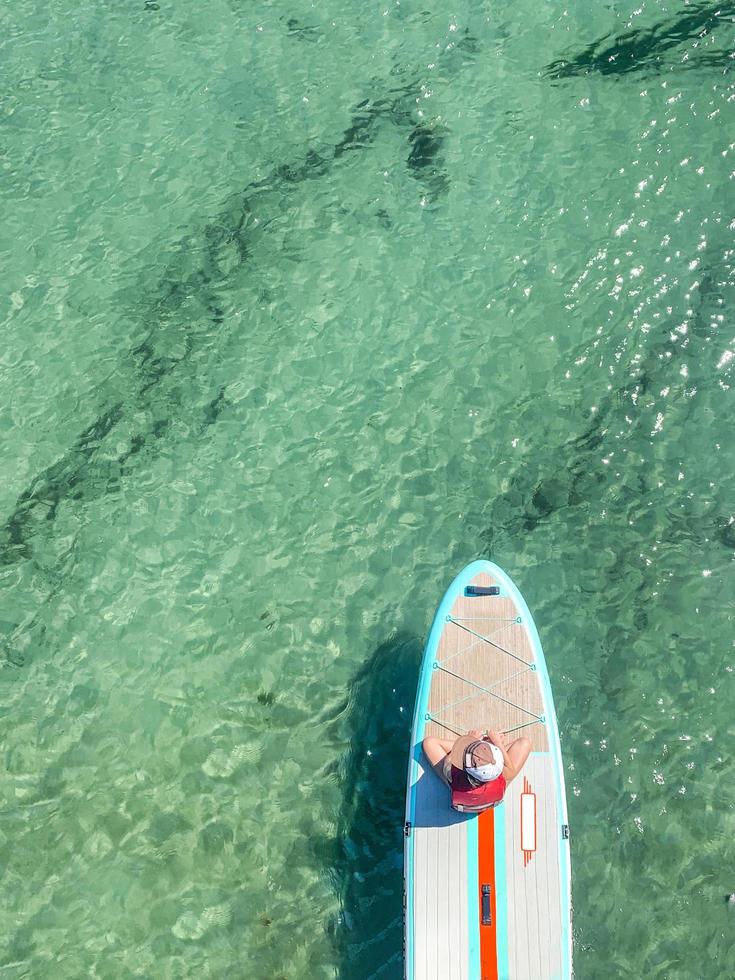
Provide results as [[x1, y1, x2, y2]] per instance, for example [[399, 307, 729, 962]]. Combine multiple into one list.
[[450, 765, 506, 813]]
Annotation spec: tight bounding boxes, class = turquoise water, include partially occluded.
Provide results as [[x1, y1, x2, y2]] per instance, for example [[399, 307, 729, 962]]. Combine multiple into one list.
[[1, 1, 733, 976]]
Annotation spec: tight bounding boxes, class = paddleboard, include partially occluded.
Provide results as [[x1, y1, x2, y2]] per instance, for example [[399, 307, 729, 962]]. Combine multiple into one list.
[[404, 560, 572, 980]]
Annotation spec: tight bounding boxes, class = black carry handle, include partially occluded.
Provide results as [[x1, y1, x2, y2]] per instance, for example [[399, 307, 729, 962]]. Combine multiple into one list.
[[465, 585, 500, 597], [481, 884, 492, 926]]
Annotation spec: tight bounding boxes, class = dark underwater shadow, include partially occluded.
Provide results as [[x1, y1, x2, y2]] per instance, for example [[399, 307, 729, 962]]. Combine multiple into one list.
[[545, 0, 735, 79], [334, 630, 423, 979], [0, 25, 480, 670]]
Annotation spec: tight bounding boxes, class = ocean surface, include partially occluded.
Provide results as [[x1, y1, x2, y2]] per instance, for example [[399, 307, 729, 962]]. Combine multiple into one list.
[[1, 1, 733, 977]]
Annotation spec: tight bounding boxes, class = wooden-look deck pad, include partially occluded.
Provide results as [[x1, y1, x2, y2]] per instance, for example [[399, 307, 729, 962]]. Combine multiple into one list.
[[404, 561, 572, 980]]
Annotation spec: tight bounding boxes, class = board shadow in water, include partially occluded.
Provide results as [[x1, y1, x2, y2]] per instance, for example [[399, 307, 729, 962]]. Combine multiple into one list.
[[334, 630, 423, 979]]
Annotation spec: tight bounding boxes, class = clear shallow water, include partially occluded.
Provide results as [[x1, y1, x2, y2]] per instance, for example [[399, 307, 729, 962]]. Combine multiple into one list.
[[1, 1, 733, 976]]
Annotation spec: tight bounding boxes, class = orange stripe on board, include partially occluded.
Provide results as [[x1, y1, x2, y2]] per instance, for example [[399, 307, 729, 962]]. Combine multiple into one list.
[[477, 808, 499, 980]]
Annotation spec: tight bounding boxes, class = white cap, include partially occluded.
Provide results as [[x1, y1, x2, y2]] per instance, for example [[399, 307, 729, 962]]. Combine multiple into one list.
[[464, 742, 503, 782]]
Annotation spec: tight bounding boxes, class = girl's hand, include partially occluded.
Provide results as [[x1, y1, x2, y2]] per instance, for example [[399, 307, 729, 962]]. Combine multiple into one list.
[[468, 728, 484, 739], [487, 729, 506, 748]]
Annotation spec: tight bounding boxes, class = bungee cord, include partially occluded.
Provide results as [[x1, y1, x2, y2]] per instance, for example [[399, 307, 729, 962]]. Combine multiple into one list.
[[425, 615, 546, 738]]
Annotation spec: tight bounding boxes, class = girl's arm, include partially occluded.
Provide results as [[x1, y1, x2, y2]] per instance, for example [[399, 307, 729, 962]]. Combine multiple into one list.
[[486, 730, 516, 778]]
